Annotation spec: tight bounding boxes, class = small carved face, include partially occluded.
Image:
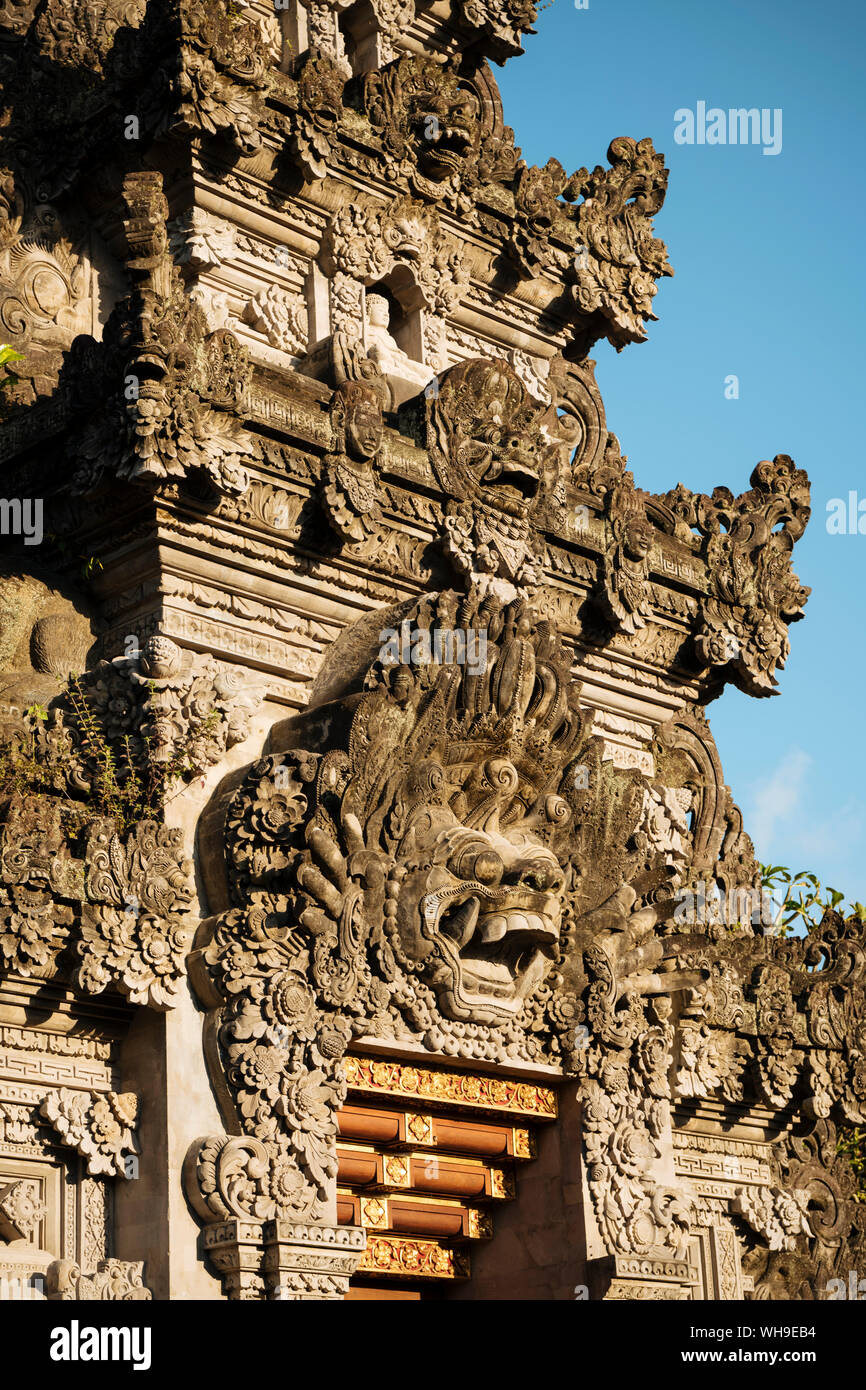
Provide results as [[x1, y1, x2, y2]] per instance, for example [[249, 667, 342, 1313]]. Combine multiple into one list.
[[623, 514, 654, 561], [408, 76, 479, 184], [391, 790, 565, 1025], [140, 635, 183, 679], [366, 294, 390, 331], [429, 359, 557, 516], [337, 382, 383, 463]]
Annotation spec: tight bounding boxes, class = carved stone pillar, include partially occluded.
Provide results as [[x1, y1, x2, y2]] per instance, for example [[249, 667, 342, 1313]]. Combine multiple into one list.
[[263, 1220, 366, 1300], [198, 1219, 269, 1302], [588, 1255, 695, 1301]]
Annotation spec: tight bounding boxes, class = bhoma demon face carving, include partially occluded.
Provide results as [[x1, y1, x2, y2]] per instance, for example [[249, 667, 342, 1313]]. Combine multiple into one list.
[[189, 588, 721, 1234], [195, 588, 605, 1069], [363, 56, 482, 200], [387, 756, 567, 1024], [426, 357, 564, 517]]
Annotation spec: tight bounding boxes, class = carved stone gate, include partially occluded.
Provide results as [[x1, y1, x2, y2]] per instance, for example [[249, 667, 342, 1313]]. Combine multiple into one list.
[[0, 0, 863, 1301]]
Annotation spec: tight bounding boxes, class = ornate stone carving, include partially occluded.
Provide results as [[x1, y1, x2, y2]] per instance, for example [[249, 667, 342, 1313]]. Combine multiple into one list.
[[170, 0, 270, 154], [31, 0, 147, 71], [0, 1178, 46, 1241], [570, 137, 673, 352], [453, 0, 539, 62], [0, 627, 264, 1007], [664, 456, 811, 696], [46, 1258, 152, 1300], [733, 1185, 811, 1253], [72, 172, 255, 499], [321, 380, 384, 541], [285, 51, 347, 180], [363, 293, 432, 399], [580, 997, 693, 1260], [168, 209, 237, 273], [0, 175, 94, 406], [41, 1089, 138, 1178], [186, 579, 722, 1286], [362, 56, 485, 209], [0, 793, 195, 1007], [3, 633, 261, 789], [596, 483, 655, 633], [244, 284, 309, 356], [424, 357, 573, 587], [316, 194, 466, 405]]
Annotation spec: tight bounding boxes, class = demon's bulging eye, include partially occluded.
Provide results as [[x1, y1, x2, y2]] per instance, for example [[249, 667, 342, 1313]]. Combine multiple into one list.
[[451, 845, 503, 886]]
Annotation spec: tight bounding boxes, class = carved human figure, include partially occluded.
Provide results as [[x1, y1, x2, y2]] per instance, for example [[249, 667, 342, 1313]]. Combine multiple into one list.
[[362, 293, 431, 395], [341, 379, 383, 464], [321, 380, 384, 541]]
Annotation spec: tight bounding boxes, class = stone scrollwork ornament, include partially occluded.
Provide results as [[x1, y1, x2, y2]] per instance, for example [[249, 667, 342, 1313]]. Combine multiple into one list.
[[46, 1259, 152, 1301], [41, 1088, 139, 1178]]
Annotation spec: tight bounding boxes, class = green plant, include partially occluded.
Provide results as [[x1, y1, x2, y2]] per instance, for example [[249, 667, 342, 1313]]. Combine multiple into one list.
[[41, 531, 104, 586], [0, 344, 23, 393], [759, 864, 866, 936], [758, 865, 866, 1199], [0, 678, 209, 833], [837, 1128, 866, 1204]]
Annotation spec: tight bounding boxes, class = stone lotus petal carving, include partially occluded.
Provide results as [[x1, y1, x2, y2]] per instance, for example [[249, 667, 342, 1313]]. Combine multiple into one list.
[[46, 1258, 152, 1301], [41, 1087, 139, 1177]]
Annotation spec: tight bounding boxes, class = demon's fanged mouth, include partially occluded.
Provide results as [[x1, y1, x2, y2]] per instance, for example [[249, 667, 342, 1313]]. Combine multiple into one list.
[[430, 884, 561, 1017], [491, 461, 540, 502], [420, 123, 473, 175]]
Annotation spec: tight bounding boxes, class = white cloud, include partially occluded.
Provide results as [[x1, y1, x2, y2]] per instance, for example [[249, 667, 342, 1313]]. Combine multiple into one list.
[[748, 748, 812, 857]]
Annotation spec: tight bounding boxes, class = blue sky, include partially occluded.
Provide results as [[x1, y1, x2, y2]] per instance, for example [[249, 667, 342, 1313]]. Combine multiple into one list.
[[498, 0, 866, 905]]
